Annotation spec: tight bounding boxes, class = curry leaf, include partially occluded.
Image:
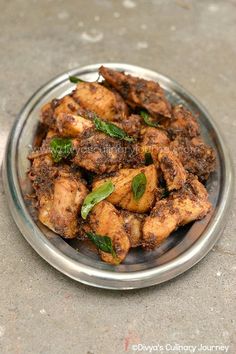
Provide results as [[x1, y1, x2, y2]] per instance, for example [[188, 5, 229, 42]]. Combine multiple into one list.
[[69, 76, 84, 84], [132, 172, 147, 200], [81, 181, 114, 219], [94, 116, 134, 142], [86, 232, 116, 259], [140, 110, 162, 128], [50, 137, 73, 163]]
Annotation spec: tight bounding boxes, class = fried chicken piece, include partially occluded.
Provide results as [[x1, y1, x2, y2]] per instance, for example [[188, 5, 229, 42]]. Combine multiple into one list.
[[120, 143, 144, 170], [162, 105, 200, 139], [139, 127, 170, 162], [37, 194, 55, 232], [46, 130, 58, 139], [158, 147, 187, 191], [121, 211, 144, 247], [40, 96, 80, 127], [141, 127, 170, 148], [29, 155, 88, 238], [49, 171, 88, 238], [93, 164, 158, 213], [115, 114, 142, 138], [142, 175, 211, 249], [28, 153, 58, 233], [54, 96, 80, 118], [72, 132, 126, 174], [39, 173, 87, 238], [72, 82, 128, 121], [40, 102, 55, 127], [29, 153, 55, 190], [170, 136, 216, 181], [99, 66, 171, 118], [55, 112, 94, 137], [89, 201, 130, 264]]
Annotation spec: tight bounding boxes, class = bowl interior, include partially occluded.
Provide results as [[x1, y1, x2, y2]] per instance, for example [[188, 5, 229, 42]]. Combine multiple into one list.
[[16, 64, 222, 273]]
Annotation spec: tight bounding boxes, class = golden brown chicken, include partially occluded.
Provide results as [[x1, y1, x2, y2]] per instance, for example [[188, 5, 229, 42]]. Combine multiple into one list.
[[121, 211, 144, 247], [139, 127, 170, 162], [115, 114, 142, 138], [72, 81, 128, 121], [138, 127, 186, 192], [170, 136, 216, 181], [55, 112, 94, 138], [157, 147, 187, 191], [40, 101, 56, 127], [72, 132, 127, 174], [89, 201, 130, 264], [54, 95, 81, 118], [29, 152, 88, 238], [93, 164, 158, 213], [48, 171, 88, 238], [99, 66, 171, 118], [142, 175, 211, 249], [162, 104, 200, 139], [40, 95, 80, 127]]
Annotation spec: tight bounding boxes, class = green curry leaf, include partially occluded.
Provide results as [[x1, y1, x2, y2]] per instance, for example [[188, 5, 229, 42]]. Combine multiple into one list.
[[50, 137, 73, 163], [86, 232, 117, 259], [94, 116, 134, 142], [81, 181, 114, 219], [132, 172, 147, 200], [69, 76, 84, 84], [140, 110, 162, 128]]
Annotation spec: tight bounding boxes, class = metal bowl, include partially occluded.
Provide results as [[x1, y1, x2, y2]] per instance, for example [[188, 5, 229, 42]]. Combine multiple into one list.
[[2, 63, 233, 289]]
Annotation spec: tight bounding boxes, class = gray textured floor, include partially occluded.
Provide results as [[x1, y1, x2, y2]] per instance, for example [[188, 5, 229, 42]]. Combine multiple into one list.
[[0, 1, 236, 353]]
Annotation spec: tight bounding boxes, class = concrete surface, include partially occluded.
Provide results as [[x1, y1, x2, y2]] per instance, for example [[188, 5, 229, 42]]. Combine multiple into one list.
[[0, 0, 236, 353]]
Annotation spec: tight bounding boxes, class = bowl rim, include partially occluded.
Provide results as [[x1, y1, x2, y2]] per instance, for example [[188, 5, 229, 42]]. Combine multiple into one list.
[[2, 62, 234, 289]]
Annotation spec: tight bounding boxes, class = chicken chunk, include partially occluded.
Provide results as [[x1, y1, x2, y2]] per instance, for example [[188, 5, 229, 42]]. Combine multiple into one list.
[[28, 150, 55, 191], [89, 201, 130, 264], [72, 132, 126, 174], [48, 172, 88, 238], [121, 211, 144, 247], [46, 130, 58, 139], [142, 175, 211, 249], [40, 101, 56, 127], [55, 112, 94, 137], [162, 105, 200, 139], [115, 114, 142, 138], [141, 127, 170, 148], [99, 66, 171, 118], [139, 127, 170, 162], [29, 155, 88, 238], [37, 194, 55, 232], [54, 95, 80, 118], [40, 96, 80, 127], [158, 147, 187, 191], [170, 136, 216, 181], [93, 164, 158, 213], [72, 82, 128, 121]]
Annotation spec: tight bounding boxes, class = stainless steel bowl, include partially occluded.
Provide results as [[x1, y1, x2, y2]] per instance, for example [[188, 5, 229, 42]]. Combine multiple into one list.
[[2, 63, 233, 289]]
